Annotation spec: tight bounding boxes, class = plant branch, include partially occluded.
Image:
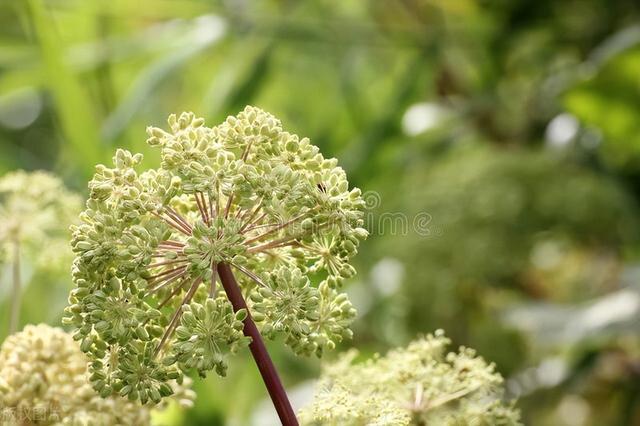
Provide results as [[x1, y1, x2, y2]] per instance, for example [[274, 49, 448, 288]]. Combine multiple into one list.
[[209, 259, 218, 297], [247, 236, 299, 253], [217, 263, 298, 425], [239, 198, 264, 231], [154, 277, 201, 356], [230, 262, 267, 288], [195, 192, 210, 224], [224, 192, 234, 218], [241, 211, 268, 233], [243, 211, 309, 245], [152, 211, 191, 235], [165, 207, 193, 233], [9, 238, 20, 334]]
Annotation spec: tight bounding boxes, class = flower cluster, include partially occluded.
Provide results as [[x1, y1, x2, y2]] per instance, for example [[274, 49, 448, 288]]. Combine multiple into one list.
[[249, 266, 357, 356], [0, 324, 194, 425], [0, 170, 81, 271], [300, 330, 521, 425], [65, 106, 367, 403], [170, 298, 249, 378]]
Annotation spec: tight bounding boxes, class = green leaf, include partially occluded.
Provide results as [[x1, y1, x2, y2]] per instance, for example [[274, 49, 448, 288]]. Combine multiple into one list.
[[26, 0, 102, 178]]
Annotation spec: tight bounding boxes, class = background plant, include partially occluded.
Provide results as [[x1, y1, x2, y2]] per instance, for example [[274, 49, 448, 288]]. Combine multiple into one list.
[[0, 171, 81, 338], [300, 330, 520, 426], [0, 323, 194, 425]]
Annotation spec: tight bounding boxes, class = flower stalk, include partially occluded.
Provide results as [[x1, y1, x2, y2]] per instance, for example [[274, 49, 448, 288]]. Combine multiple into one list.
[[9, 238, 20, 334], [218, 262, 298, 426]]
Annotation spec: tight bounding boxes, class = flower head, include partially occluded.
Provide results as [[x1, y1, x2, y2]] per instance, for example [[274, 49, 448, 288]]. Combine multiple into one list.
[[66, 106, 367, 403], [0, 324, 194, 425], [300, 330, 521, 426]]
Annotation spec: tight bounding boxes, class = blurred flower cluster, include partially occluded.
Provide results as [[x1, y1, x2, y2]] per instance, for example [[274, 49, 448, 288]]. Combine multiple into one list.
[[0, 324, 194, 426], [0, 170, 81, 271], [300, 330, 520, 425]]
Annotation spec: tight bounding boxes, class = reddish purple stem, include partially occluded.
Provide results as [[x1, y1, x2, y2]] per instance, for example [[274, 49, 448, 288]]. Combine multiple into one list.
[[217, 263, 298, 426]]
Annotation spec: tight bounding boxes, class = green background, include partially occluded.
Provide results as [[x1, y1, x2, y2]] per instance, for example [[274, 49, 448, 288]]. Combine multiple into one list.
[[1, 1, 640, 424]]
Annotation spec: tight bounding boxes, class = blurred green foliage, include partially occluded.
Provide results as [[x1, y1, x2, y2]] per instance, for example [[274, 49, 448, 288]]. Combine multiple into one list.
[[379, 146, 637, 353], [2, 0, 640, 425]]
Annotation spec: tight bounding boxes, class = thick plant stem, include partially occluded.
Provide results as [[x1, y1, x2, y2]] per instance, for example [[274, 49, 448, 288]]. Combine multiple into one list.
[[217, 263, 298, 426], [9, 239, 20, 334]]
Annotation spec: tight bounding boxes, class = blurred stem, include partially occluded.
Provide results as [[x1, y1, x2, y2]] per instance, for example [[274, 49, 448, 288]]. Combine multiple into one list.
[[217, 263, 298, 426], [9, 238, 20, 334]]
